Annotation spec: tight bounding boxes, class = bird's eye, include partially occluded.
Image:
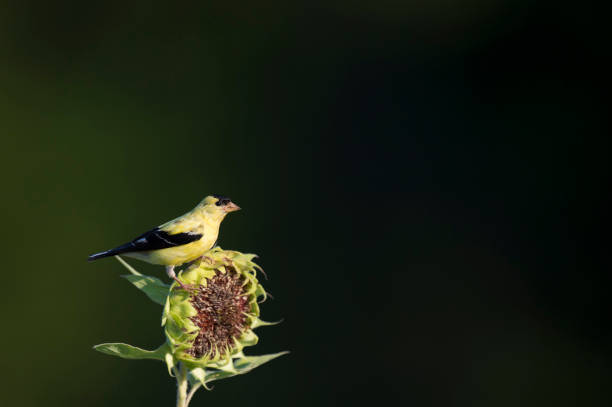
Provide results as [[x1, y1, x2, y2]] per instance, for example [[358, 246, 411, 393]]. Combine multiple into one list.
[[216, 198, 230, 206]]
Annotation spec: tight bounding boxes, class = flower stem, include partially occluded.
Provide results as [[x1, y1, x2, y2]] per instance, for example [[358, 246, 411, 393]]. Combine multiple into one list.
[[176, 363, 188, 407], [186, 383, 202, 405]]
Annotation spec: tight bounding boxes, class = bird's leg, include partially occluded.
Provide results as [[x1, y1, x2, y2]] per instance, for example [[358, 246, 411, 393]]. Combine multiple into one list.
[[166, 265, 191, 291]]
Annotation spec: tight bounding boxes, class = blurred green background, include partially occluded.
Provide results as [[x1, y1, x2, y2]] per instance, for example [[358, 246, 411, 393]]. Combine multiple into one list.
[[1, 1, 609, 406]]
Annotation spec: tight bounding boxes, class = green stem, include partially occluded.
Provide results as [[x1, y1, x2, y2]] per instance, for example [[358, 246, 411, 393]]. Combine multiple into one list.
[[186, 383, 202, 406], [176, 363, 188, 407]]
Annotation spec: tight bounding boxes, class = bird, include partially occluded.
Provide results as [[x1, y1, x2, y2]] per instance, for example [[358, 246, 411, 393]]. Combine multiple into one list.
[[88, 194, 240, 289]]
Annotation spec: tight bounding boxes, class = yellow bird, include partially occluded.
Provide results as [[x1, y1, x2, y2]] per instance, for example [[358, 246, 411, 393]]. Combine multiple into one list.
[[88, 195, 240, 288]]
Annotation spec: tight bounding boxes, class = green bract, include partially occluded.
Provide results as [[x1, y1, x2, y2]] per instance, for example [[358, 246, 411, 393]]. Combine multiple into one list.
[[94, 247, 287, 390]]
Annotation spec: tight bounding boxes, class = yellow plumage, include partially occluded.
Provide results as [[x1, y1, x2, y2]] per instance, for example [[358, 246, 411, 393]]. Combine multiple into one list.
[[89, 195, 240, 288]]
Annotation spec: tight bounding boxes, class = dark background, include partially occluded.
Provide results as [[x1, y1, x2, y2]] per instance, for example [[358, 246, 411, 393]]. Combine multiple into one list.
[[1, 2, 609, 406]]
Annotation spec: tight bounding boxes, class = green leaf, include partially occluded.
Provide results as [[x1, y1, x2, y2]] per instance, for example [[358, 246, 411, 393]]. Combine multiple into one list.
[[188, 351, 289, 389], [121, 274, 169, 305], [202, 368, 237, 384], [233, 351, 289, 374], [114, 255, 142, 276], [93, 342, 169, 361]]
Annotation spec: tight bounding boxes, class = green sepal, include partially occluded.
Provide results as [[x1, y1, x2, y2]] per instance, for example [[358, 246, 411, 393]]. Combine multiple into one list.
[[93, 341, 170, 361], [250, 301, 260, 316], [170, 301, 197, 319], [121, 274, 169, 306], [165, 350, 176, 377], [239, 330, 259, 346], [162, 296, 170, 326], [188, 368, 215, 390], [165, 313, 196, 345], [254, 284, 267, 302], [252, 318, 283, 329], [180, 266, 216, 286]]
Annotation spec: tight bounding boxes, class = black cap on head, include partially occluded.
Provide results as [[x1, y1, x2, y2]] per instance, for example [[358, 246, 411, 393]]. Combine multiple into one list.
[[212, 194, 231, 206]]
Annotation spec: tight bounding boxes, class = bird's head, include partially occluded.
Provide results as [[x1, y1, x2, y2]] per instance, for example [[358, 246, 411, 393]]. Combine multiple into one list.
[[198, 194, 241, 220]]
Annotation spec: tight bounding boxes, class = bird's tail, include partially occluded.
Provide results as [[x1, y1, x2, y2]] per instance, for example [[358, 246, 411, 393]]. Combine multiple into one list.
[[88, 242, 135, 261], [88, 249, 121, 261], [88, 251, 112, 261]]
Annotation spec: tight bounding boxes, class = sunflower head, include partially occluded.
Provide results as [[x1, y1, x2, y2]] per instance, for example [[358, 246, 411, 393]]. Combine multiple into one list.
[[163, 247, 268, 368], [94, 247, 286, 391]]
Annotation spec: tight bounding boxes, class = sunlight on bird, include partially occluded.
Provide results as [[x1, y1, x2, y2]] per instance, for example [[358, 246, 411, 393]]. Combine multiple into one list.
[[88, 195, 240, 289]]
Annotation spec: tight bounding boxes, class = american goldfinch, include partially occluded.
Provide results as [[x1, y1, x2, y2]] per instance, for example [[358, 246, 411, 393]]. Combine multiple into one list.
[[88, 195, 240, 288]]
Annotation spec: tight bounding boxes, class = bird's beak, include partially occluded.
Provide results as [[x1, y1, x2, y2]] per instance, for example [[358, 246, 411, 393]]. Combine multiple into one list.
[[224, 202, 241, 212]]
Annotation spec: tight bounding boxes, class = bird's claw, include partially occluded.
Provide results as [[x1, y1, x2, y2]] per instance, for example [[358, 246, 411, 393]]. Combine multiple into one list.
[[173, 277, 196, 292]]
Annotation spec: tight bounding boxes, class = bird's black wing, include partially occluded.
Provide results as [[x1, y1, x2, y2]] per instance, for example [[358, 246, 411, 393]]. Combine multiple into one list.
[[88, 228, 203, 261], [128, 228, 203, 251]]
